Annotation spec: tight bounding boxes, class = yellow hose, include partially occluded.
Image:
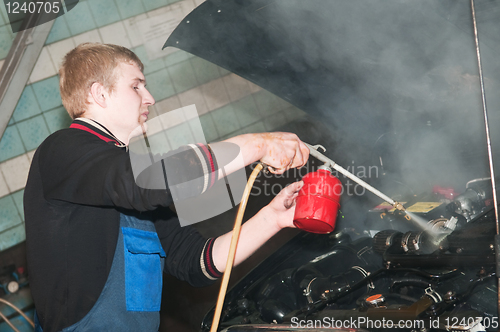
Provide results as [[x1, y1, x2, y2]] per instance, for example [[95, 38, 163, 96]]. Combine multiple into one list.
[[0, 310, 20, 332], [0, 297, 34, 329], [210, 163, 264, 332]]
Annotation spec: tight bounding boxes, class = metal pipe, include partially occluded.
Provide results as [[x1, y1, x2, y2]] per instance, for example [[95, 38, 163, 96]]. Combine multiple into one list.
[[470, 0, 500, 319], [470, 0, 499, 234]]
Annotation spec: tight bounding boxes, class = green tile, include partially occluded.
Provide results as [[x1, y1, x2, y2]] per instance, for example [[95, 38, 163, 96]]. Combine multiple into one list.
[[218, 66, 231, 77], [239, 121, 266, 134], [145, 68, 175, 102], [0, 3, 9, 25], [32, 76, 62, 112], [43, 106, 72, 133], [0, 195, 22, 233], [165, 122, 195, 150], [253, 90, 283, 116], [211, 104, 240, 137], [0, 223, 26, 252], [0, 8, 6, 26], [11, 190, 24, 221], [88, 0, 121, 27], [147, 131, 170, 156], [190, 57, 220, 85], [64, 1, 97, 35], [0, 125, 25, 162], [264, 111, 288, 131], [133, 45, 165, 75], [0, 24, 14, 60], [168, 60, 198, 94], [12, 85, 42, 122], [45, 15, 71, 45], [199, 113, 219, 143], [17, 116, 51, 151], [275, 96, 292, 111], [117, 0, 146, 19], [232, 95, 261, 127], [164, 50, 193, 67], [143, 0, 167, 12]]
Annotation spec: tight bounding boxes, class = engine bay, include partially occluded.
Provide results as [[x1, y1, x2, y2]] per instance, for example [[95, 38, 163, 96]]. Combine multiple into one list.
[[202, 178, 498, 332]]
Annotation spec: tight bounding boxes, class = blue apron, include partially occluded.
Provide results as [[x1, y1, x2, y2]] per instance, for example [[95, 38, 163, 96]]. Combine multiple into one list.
[[35, 214, 166, 332]]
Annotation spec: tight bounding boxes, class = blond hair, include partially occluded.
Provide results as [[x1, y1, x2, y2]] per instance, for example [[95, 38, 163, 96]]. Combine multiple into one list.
[[59, 43, 144, 119]]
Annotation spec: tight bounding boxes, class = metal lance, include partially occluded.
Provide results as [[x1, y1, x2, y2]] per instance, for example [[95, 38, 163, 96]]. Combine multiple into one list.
[[304, 142, 405, 212], [470, 0, 500, 318]]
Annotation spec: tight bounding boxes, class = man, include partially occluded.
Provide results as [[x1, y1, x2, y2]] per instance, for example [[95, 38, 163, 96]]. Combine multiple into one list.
[[24, 43, 309, 332]]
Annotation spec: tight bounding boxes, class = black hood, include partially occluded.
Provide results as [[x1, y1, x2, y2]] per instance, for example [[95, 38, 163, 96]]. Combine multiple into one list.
[[164, 0, 500, 193]]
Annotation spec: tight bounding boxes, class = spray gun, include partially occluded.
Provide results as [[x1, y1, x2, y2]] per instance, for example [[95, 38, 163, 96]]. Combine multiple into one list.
[[304, 142, 407, 213]]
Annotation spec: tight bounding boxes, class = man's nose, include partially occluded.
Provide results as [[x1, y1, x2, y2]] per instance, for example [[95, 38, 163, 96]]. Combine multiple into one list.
[[142, 88, 156, 106]]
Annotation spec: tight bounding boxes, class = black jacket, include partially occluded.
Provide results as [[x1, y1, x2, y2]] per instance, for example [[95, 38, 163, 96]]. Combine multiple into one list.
[[24, 119, 222, 332]]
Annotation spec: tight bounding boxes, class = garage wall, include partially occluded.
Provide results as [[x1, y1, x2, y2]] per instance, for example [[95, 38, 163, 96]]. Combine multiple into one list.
[[0, 0, 305, 251]]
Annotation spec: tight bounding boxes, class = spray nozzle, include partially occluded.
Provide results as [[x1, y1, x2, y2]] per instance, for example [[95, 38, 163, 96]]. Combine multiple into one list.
[[393, 201, 406, 212]]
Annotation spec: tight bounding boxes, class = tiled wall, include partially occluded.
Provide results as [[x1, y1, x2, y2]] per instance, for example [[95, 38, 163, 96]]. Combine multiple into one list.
[[0, 2, 14, 61], [0, 0, 305, 252]]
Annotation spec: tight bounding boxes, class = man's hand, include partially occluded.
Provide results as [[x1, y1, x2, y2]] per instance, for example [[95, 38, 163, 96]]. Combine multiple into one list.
[[259, 132, 309, 174], [262, 181, 304, 230], [219, 132, 309, 177], [212, 180, 304, 271]]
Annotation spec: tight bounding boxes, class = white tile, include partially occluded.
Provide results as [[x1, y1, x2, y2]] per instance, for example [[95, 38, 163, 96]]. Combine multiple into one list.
[[147, 4, 176, 18], [47, 38, 76, 69], [29, 47, 57, 84], [99, 21, 131, 48], [145, 1, 195, 29], [194, 0, 205, 7], [0, 172, 9, 198], [180, 0, 196, 13], [73, 29, 103, 46], [0, 154, 30, 192], [123, 13, 147, 48], [159, 107, 186, 129], [223, 73, 254, 102], [27, 149, 36, 163], [201, 78, 230, 111], [155, 95, 181, 115], [178, 86, 208, 115]]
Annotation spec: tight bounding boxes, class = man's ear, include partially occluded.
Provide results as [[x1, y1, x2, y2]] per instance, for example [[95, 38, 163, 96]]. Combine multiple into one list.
[[89, 82, 108, 108]]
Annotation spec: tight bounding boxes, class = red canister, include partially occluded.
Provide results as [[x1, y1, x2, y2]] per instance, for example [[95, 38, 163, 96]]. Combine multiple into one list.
[[293, 168, 342, 234]]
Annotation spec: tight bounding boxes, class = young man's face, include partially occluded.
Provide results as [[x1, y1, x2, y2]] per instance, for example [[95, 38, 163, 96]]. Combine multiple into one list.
[[106, 62, 155, 138]]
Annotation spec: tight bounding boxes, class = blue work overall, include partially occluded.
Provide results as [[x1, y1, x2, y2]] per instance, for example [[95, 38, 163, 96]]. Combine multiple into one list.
[[35, 214, 166, 331]]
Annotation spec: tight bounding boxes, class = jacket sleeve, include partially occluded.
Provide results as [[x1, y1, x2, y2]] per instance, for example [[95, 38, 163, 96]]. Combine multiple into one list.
[[153, 209, 222, 287], [38, 130, 218, 212]]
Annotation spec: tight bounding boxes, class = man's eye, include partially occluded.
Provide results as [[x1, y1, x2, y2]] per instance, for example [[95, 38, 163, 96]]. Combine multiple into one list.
[[133, 86, 139, 90]]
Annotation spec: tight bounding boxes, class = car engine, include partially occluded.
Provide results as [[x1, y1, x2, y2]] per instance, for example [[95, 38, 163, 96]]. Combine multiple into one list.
[[202, 179, 498, 332]]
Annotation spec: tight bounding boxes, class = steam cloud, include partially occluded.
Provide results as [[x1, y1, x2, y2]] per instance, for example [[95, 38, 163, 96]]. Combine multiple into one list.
[[239, 0, 500, 195]]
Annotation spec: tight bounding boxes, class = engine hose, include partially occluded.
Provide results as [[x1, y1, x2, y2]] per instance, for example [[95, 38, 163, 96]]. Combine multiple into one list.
[[392, 268, 459, 280], [210, 163, 264, 332], [429, 273, 495, 317], [298, 267, 458, 317], [390, 279, 432, 293]]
